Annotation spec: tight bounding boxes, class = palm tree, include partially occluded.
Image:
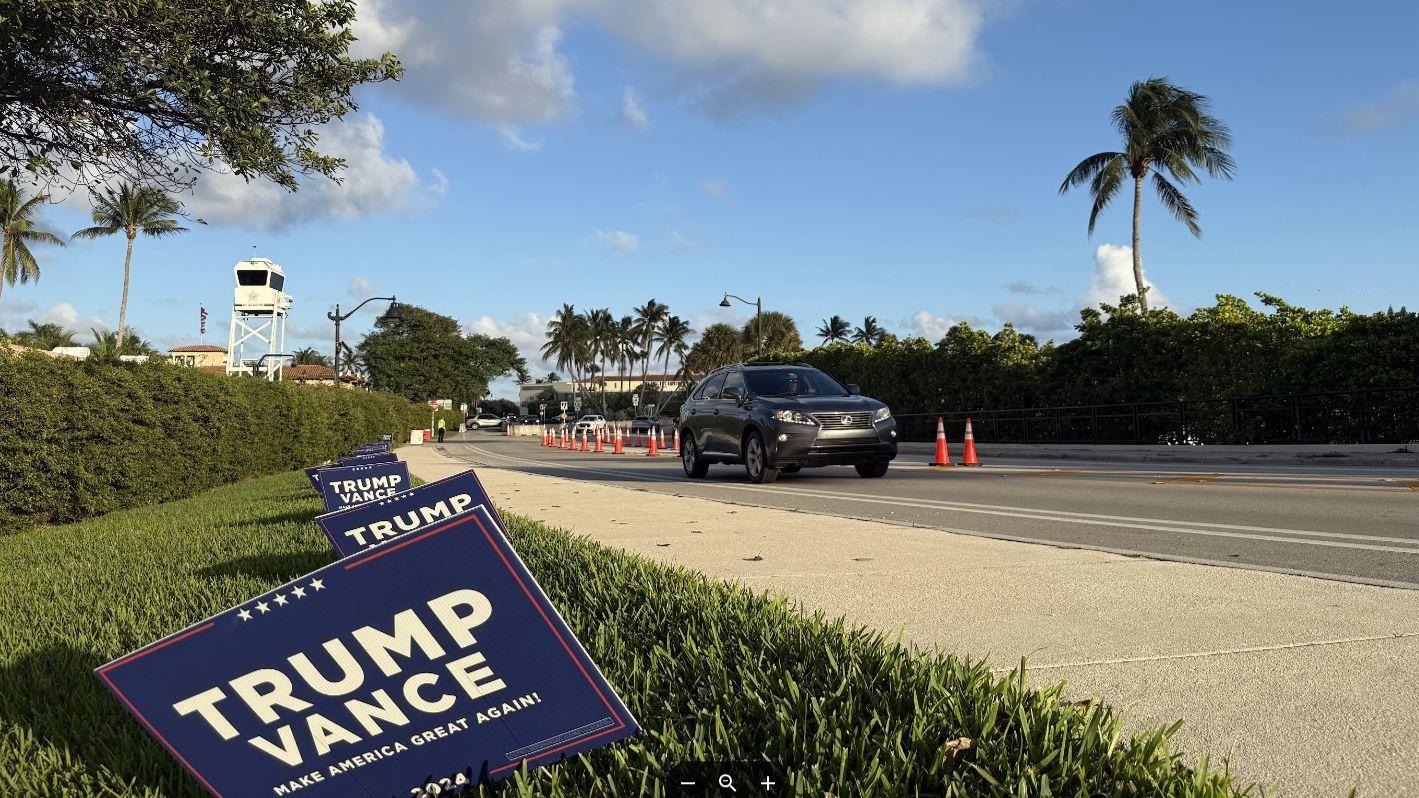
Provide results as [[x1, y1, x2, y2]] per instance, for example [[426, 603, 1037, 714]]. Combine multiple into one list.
[[586, 307, 614, 412], [1060, 78, 1235, 311], [72, 183, 187, 347], [613, 315, 636, 393], [683, 323, 744, 378], [542, 304, 590, 406], [852, 316, 885, 346], [816, 315, 851, 345], [0, 180, 65, 300], [655, 315, 693, 409], [632, 298, 669, 407], [13, 320, 78, 350], [742, 310, 801, 354], [89, 327, 157, 359], [292, 346, 330, 366]]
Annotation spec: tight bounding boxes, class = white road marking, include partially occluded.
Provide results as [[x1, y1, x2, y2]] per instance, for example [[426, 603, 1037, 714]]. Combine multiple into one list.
[[462, 445, 1419, 555]]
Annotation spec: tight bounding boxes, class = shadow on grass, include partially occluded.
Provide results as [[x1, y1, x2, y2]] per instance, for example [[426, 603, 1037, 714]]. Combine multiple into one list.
[[197, 550, 333, 583], [224, 506, 323, 530], [0, 643, 201, 796]]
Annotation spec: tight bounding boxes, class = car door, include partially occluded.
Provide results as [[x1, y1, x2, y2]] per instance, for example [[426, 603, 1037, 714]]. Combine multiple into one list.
[[715, 369, 750, 454], [685, 372, 725, 454]]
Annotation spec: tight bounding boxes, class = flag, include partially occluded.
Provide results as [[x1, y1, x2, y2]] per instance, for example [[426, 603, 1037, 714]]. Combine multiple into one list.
[[199, 306, 207, 335]]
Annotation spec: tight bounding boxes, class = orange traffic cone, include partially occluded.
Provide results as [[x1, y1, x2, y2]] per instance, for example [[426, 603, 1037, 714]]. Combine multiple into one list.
[[563, 429, 571, 449], [659, 427, 666, 451], [613, 427, 624, 454], [670, 427, 679, 452], [929, 416, 952, 467], [961, 418, 980, 465], [646, 428, 658, 456], [594, 430, 604, 453], [581, 429, 591, 452]]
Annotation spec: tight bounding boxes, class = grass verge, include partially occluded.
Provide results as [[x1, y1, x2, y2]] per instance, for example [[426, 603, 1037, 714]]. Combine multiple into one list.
[[0, 471, 1257, 797]]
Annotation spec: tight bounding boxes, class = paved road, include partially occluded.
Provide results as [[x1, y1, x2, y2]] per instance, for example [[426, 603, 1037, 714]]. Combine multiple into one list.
[[444, 431, 1419, 589]]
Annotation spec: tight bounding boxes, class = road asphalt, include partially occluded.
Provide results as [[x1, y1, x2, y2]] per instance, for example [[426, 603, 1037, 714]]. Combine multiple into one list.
[[443, 431, 1419, 589], [397, 433, 1419, 797]]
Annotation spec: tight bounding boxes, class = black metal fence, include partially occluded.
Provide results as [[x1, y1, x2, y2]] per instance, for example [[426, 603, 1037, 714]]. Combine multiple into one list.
[[895, 387, 1419, 446]]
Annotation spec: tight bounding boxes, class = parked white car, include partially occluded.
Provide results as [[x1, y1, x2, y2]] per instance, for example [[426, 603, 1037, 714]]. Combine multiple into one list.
[[469, 413, 503, 429], [572, 415, 606, 433]]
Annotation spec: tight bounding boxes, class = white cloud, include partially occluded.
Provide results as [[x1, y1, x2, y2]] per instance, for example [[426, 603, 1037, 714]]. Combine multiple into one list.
[[907, 309, 957, 341], [621, 86, 648, 129], [668, 227, 696, 251], [347, 276, 376, 298], [596, 229, 639, 254], [991, 302, 1074, 335], [701, 178, 729, 198], [352, 1, 576, 125], [463, 312, 549, 370], [0, 298, 37, 329], [496, 125, 544, 151], [351, 0, 988, 124], [1086, 244, 1170, 308], [1333, 79, 1419, 135], [37, 301, 79, 327], [183, 113, 444, 231]]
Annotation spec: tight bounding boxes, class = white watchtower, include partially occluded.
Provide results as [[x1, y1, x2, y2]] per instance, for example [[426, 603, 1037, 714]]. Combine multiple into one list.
[[226, 258, 293, 379]]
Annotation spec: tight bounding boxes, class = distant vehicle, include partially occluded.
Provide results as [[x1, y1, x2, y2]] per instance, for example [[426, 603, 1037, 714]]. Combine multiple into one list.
[[628, 416, 663, 434], [573, 414, 606, 433], [517, 415, 540, 424], [678, 362, 896, 483], [469, 413, 503, 430]]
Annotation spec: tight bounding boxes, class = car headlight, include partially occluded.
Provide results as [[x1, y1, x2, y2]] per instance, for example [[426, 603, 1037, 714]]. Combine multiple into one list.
[[773, 409, 817, 425], [873, 406, 892, 423]]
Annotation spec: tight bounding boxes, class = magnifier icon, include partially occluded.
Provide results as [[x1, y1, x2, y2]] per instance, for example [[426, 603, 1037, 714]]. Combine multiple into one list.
[[718, 773, 736, 792]]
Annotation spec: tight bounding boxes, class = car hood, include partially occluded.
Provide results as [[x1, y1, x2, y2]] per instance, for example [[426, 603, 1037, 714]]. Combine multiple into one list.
[[755, 394, 884, 413]]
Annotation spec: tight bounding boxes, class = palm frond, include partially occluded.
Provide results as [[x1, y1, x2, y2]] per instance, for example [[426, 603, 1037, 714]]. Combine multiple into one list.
[[1059, 152, 1123, 194], [1152, 173, 1201, 237], [1086, 157, 1126, 236]]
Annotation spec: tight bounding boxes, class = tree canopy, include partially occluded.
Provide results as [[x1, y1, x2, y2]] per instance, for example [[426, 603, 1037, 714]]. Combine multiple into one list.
[[357, 305, 524, 408], [0, 0, 401, 191]]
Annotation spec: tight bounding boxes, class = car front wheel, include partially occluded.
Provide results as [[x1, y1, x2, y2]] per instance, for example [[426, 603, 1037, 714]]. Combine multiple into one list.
[[855, 461, 890, 478], [743, 432, 780, 484], [681, 433, 709, 478]]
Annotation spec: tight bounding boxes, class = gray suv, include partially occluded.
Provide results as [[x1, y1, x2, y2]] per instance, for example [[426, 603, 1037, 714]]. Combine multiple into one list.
[[678, 363, 897, 483]]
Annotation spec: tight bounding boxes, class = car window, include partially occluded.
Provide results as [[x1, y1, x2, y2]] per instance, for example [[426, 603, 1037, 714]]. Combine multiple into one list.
[[696, 372, 727, 400], [722, 370, 745, 398], [744, 368, 848, 397]]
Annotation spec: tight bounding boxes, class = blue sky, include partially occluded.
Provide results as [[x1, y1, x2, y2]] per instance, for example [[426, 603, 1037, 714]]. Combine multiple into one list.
[[5, 0, 1415, 399]]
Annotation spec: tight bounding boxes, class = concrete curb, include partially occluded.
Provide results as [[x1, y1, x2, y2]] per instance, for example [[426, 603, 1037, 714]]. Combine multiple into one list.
[[895, 441, 1419, 468]]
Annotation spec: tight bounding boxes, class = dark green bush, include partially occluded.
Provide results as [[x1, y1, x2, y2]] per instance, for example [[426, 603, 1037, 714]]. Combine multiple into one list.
[[0, 351, 429, 530]]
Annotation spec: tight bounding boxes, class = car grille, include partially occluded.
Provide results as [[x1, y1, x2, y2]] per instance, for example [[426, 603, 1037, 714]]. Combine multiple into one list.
[[812, 411, 873, 429]]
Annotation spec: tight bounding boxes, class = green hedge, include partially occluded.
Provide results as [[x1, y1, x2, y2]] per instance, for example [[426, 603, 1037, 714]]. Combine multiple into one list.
[[0, 351, 428, 531], [0, 470, 1254, 797]]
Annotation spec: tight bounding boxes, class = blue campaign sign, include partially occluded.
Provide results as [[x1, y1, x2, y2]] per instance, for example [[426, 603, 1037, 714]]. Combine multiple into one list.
[[317, 471, 495, 559], [338, 452, 399, 467], [354, 442, 390, 455], [304, 466, 323, 492], [317, 461, 411, 513], [95, 503, 640, 797]]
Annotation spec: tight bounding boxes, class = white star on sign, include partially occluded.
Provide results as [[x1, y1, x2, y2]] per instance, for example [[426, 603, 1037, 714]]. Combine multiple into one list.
[[237, 609, 252, 621], [310, 579, 325, 591], [291, 586, 306, 599], [256, 601, 270, 614], [274, 593, 289, 606]]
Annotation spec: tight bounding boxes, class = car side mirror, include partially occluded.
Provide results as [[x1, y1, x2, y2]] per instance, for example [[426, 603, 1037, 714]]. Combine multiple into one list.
[[846, 383, 860, 395], [721, 386, 742, 402]]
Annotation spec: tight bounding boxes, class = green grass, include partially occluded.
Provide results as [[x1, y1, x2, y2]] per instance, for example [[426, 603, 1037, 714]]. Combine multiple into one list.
[[0, 471, 1259, 797]]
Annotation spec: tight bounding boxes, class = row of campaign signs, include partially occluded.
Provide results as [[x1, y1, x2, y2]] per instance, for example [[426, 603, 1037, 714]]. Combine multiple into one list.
[[95, 440, 639, 797]]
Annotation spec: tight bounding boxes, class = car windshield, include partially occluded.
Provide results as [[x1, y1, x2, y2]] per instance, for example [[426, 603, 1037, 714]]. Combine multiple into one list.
[[745, 368, 848, 397]]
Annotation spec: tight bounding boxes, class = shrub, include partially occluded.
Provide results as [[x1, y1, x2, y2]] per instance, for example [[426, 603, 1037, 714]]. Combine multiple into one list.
[[0, 351, 428, 530]]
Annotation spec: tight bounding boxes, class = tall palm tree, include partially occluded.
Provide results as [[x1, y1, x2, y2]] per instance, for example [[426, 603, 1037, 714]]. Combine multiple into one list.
[[89, 327, 157, 360], [586, 307, 614, 412], [542, 304, 590, 406], [0, 180, 65, 300], [292, 346, 330, 366], [72, 183, 187, 347], [655, 315, 693, 408], [852, 316, 885, 346], [13, 320, 79, 350], [632, 298, 669, 407], [1060, 78, 1235, 311], [613, 315, 636, 393], [816, 315, 851, 345], [742, 310, 801, 354]]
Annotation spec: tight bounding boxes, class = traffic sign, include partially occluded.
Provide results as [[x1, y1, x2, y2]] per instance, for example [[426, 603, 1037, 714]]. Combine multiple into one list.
[[559, 401, 568, 411], [631, 395, 639, 406], [95, 502, 640, 797], [539, 403, 547, 413], [573, 396, 582, 411], [427, 400, 439, 409]]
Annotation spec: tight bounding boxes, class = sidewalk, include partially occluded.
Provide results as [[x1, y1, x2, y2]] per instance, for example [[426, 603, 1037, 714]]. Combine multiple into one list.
[[399, 443, 1419, 797]]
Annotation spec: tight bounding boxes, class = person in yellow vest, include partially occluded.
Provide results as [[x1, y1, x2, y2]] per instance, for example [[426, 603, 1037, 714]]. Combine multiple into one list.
[[436, 417, 447, 443]]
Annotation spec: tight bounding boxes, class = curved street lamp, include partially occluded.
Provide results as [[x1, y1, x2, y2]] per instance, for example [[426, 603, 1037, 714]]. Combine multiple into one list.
[[328, 296, 401, 386], [720, 292, 763, 358]]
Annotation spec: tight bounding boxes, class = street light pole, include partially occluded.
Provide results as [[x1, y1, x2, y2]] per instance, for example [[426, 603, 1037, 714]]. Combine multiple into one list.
[[327, 296, 401, 386], [720, 292, 763, 358]]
